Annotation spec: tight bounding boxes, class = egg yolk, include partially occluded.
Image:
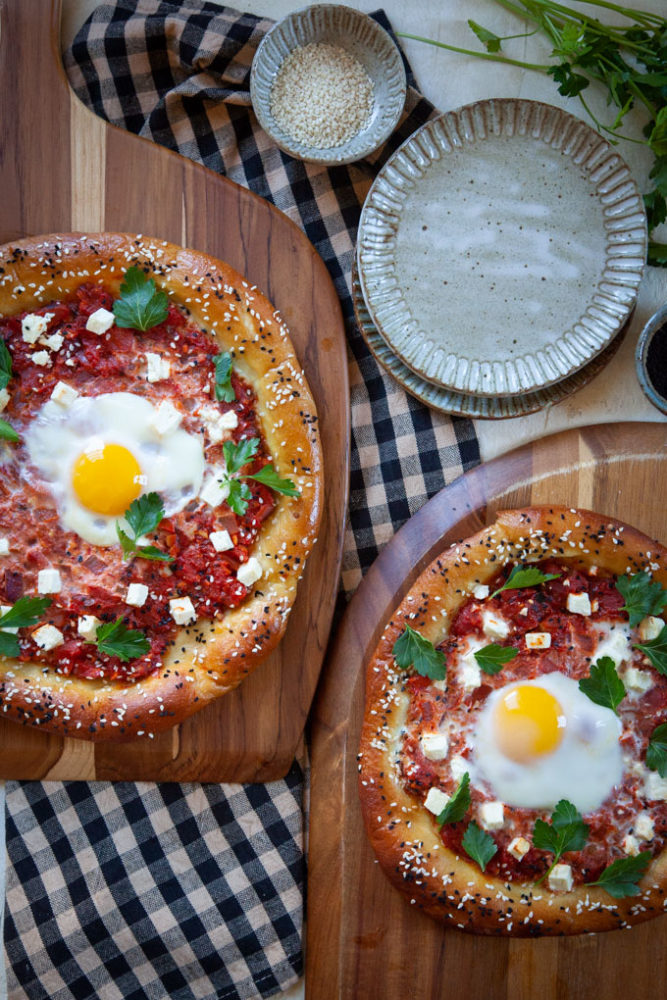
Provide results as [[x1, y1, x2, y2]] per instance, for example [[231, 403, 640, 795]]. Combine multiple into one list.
[[494, 684, 565, 763], [71, 443, 142, 516]]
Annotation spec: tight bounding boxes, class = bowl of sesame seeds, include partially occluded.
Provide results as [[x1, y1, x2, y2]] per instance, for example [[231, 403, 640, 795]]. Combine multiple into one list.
[[250, 4, 406, 165]]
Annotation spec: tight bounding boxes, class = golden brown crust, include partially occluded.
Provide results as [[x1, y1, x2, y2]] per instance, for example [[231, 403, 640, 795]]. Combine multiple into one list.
[[0, 232, 322, 740], [359, 506, 667, 935]]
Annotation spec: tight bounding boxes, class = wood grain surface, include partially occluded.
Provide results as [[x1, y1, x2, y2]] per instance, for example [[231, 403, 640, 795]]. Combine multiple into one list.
[[307, 423, 667, 1000], [0, 0, 349, 782]]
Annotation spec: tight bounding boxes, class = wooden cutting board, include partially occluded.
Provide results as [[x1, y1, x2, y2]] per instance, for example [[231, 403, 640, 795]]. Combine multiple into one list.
[[0, 0, 349, 782], [307, 423, 667, 1000]]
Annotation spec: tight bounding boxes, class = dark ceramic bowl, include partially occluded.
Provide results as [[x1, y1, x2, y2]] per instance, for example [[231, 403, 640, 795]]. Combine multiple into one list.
[[635, 303, 667, 416]]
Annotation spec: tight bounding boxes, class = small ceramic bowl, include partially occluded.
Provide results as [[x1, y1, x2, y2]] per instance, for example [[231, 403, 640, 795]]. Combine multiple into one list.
[[635, 303, 667, 416], [250, 4, 406, 165]]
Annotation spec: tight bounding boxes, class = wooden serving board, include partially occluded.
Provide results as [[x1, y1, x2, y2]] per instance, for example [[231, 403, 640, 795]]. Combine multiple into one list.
[[307, 423, 667, 1000], [0, 0, 349, 782]]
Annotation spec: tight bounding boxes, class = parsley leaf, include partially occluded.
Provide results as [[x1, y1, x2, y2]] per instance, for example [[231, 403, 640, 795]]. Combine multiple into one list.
[[547, 62, 590, 97], [247, 463, 299, 497], [0, 419, 19, 443], [578, 656, 626, 714], [0, 338, 13, 391], [213, 352, 236, 403], [392, 624, 446, 680], [468, 19, 502, 52], [474, 643, 518, 675], [588, 852, 651, 898], [634, 623, 667, 675], [223, 438, 260, 476], [646, 723, 667, 777], [0, 632, 19, 657], [112, 266, 169, 332], [226, 479, 253, 517], [436, 773, 471, 826], [117, 493, 173, 562], [532, 800, 589, 881], [616, 571, 667, 628], [490, 564, 561, 599], [91, 618, 150, 662], [0, 597, 53, 659], [462, 822, 497, 872]]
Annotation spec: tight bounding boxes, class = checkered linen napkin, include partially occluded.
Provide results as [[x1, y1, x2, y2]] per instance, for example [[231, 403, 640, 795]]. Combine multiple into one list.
[[4, 3, 481, 998]]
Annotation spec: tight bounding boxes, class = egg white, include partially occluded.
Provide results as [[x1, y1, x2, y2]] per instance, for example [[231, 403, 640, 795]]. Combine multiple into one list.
[[24, 392, 206, 546], [472, 672, 623, 813]]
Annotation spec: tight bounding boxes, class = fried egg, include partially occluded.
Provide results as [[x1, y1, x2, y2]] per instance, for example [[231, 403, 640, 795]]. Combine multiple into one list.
[[472, 672, 623, 813], [25, 392, 205, 545]]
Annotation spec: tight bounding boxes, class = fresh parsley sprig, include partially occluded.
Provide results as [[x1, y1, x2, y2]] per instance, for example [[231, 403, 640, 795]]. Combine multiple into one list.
[[588, 853, 652, 898], [578, 656, 626, 714], [117, 493, 173, 562], [392, 624, 446, 681], [532, 799, 589, 883], [112, 266, 169, 332], [634, 622, 667, 675], [0, 340, 18, 443], [490, 564, 560, 599], [462, 821, 497, 872], [220, 438, 300, 516], [646, 723, 667, 777], [436, 773, 471, 826], [90, 618, 150, 662], [0, 596, 52, 657], [474, 643, 518, 675], [214, 352, 235, 403], [616, 571, 667, 628]]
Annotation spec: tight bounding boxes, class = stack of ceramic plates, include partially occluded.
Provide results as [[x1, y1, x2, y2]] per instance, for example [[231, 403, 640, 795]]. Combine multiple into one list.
[[355, 98, 647, 419]]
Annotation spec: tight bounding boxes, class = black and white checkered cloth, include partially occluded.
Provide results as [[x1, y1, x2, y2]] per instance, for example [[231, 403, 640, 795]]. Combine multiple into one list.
[[4, 3, 481, 998]]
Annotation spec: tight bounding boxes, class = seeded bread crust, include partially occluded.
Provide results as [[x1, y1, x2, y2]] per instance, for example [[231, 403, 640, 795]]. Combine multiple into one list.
[[358, 506, 667, 935], [0, 233, 322, 740]]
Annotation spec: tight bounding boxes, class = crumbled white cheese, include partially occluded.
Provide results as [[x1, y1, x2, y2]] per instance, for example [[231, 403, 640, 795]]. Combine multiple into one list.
[[85, 307, 115, 335], [644, 769, 667, 801], [635, 812, 655, 841], [566, 592, 592, 616], [472, 583, 489, 600], [548, 864, 573, 892], [593, 622, 633, 667], [639, 615, 664, 642], [126, 583, 149, 608], [458, 653, 481, 692], [199, 404, 238, 442], [50, 381, 79, 408], [525, 632, 551, 650], [623, 665, 654, 695], [424, 787, 450, 816], [77, 615, 101, 641], [32, 624, 64, 651], [22, 312, 53, 343], [150, 399, 181, 436], [41, 332, 64, 352], [0, 538, 9, 556], [145, 353, 170, 383], [237, 556, 262, 588], [478, 800, 504, 831], [622, 834, 640, 856], [209, 529, 234, 552], [37, 568, 61, 594], [0, 388, 9, 412], [507, 836, 530, 861], [482, 609, 510, 641], [421, 732, 449, 762], [31, 350, 51, 367], [169, 596, 197, 625], [200, 471, 229, 508], [449, 754, 469, 782]]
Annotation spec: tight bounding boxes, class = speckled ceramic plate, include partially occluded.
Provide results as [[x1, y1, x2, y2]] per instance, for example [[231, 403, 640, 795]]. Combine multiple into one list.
[[357, 98, 646, 397], [352, 262, 626, 419]]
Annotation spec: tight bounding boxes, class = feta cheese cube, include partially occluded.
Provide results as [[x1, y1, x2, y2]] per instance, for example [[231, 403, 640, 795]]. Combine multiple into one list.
[[85, 307, 115, 335], [449, 754, 469, 782], [0, 538, 9, 556], [421, 731, 449, 762], [472, 583, 489, 600], [41, 332, 64, 352], [0, 388, 9, 412], [237, 556, 262, 588], [548, 863, 573, 893], [507, 836, 530, 861], [525, 632, 552, 650], [50, 381, 79, 408], [644, 769, 667, 801], [622, 834, 640, 856], [126, 583, 149, 608], [424, 787, 450, 816], [150, 400, 181, 436], [37, 568, 61, 594], [635, 812, 655, 841], [31, 350, 51, 367], [479, 800, 504, 831], [0, 606, 18, 634], [200, 473, 229, 508], [77, 615, 101, 641], [482, 609, 510, 641], [169, 596, 197, 625], [639, 616, 664, 642], [458, 653, 481, 692], [32, 624, 64, 651], [22, 312, 53, 343], [567, 592, 592, 616], [209, 529, 234, 552], [145, 352, 170, 383], [623, 666, 654, 694], [199, 405, 238, 442]]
